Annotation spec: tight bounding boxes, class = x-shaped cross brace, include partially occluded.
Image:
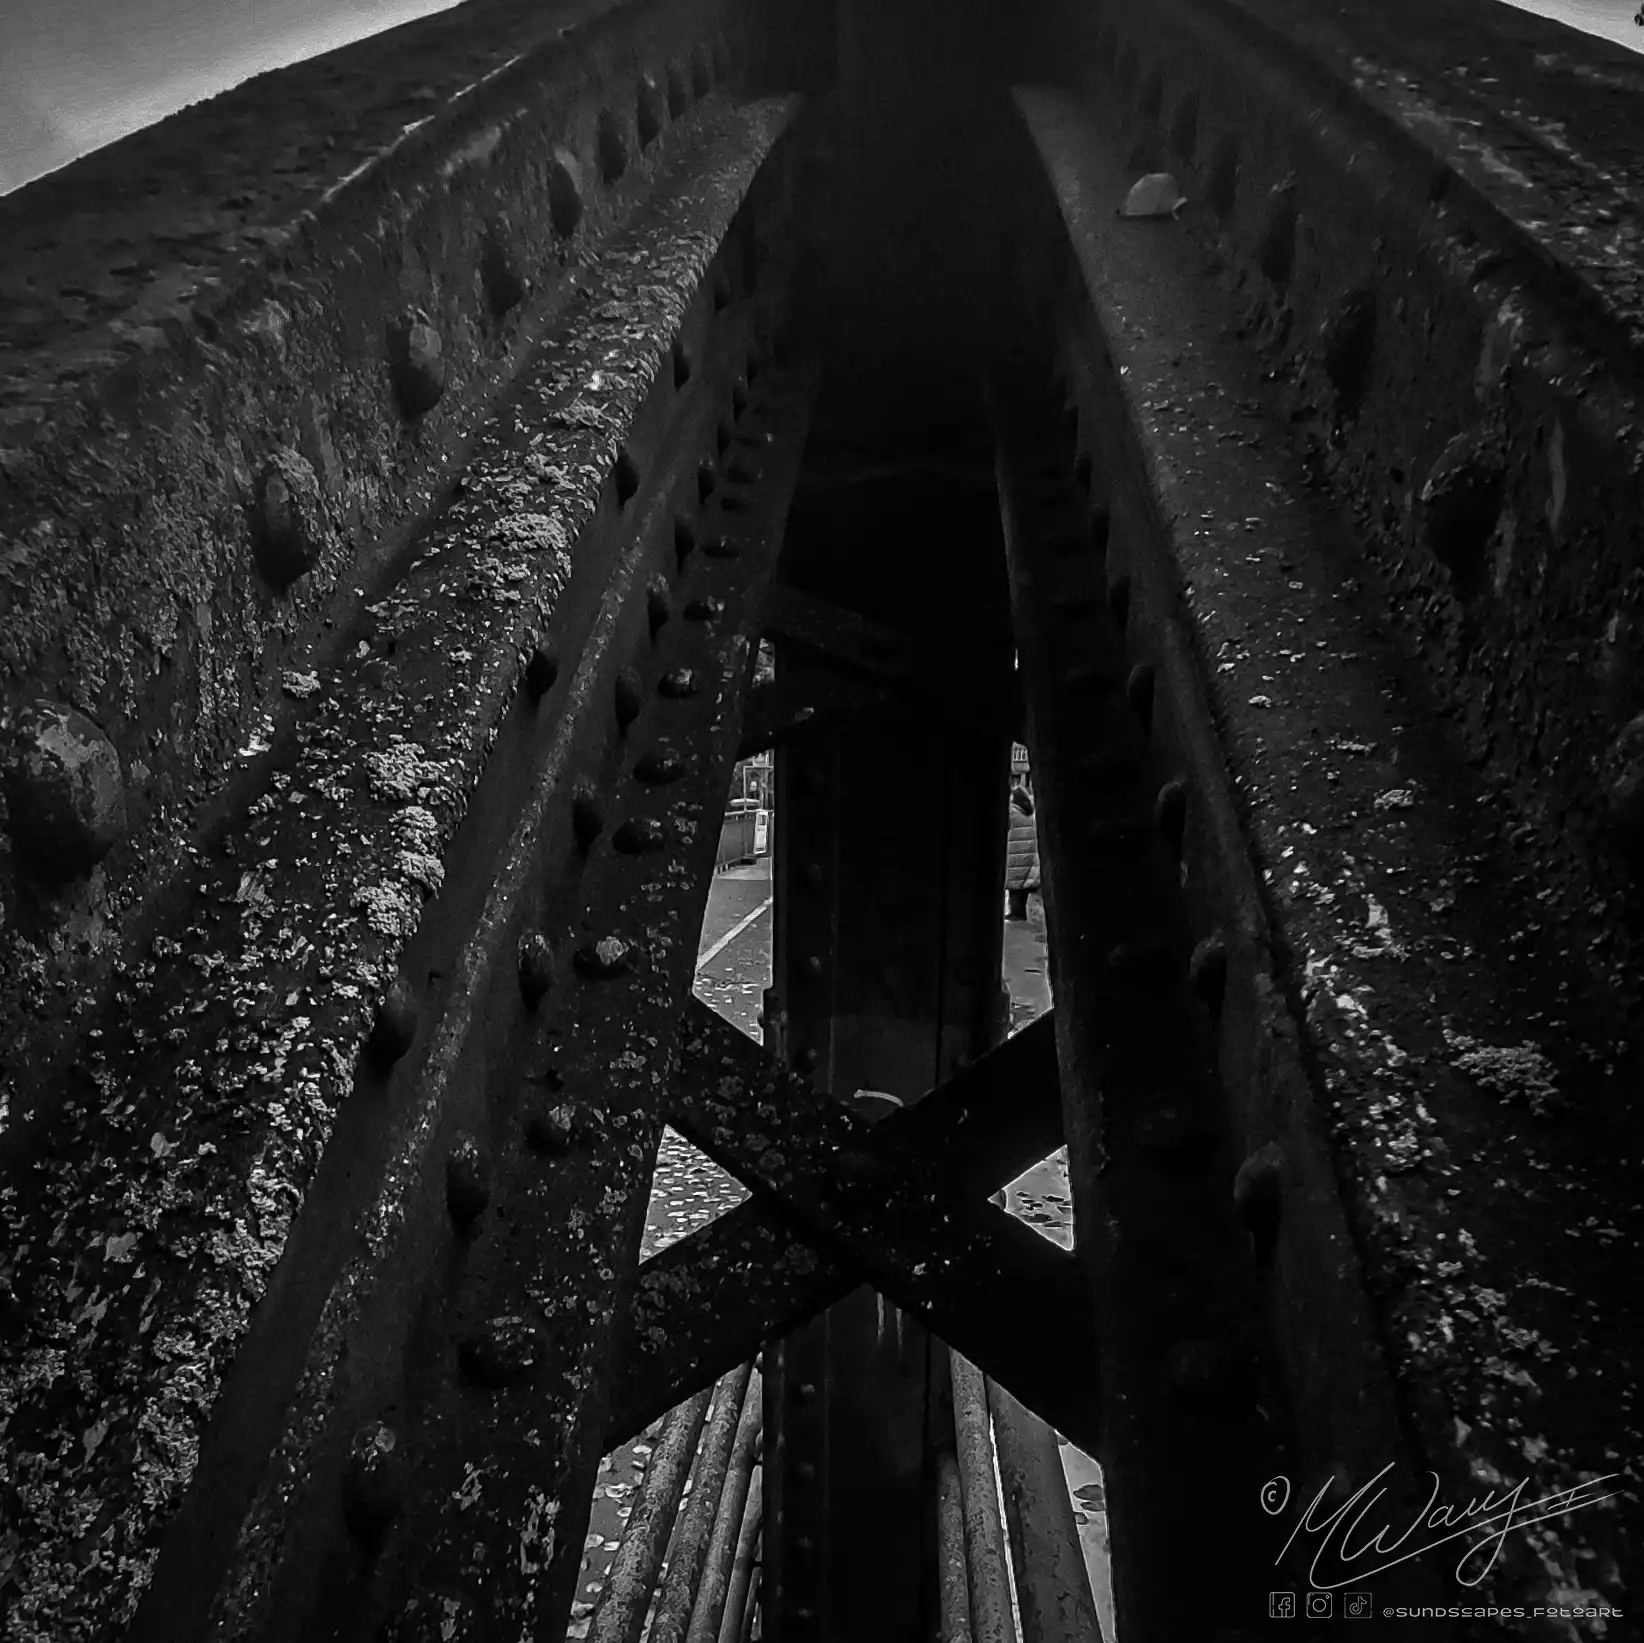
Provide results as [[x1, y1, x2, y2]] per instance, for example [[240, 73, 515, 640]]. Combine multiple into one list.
[[607, 1004, 1100, 1457]]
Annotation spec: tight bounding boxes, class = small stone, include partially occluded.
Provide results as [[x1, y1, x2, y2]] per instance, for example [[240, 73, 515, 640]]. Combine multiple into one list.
[[519, 932, 553, 1003], [3, 701, 127, 879], [657, 667, 700, 697], [342, 1421, 403, 1540], [575, 937, 633, 978], [459, 1317, 543, 1387], [446, 1134, 492, 1224], [526, 1102, 575, 1154]]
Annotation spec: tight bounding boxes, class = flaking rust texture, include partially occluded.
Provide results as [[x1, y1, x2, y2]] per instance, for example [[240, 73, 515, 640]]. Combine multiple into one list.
[[0, 94, 795, 1643], [1085, 0, 1644, 1056], [0, 0, 738, 1136], [1025, 80, 1639, 1633]]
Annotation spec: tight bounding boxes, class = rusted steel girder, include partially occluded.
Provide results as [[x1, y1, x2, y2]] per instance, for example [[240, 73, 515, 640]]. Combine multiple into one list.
[[669, 1003, 1096, 1451], [612, 1011, 1064, 1446], [0, 53, 811, 1643]]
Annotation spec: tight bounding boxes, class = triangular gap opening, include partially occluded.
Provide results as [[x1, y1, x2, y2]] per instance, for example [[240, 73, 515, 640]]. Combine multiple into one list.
[[639, 737, 776, 1262]]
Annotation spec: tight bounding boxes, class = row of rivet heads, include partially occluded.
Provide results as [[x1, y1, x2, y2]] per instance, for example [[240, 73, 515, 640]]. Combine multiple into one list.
[[1016, 383, 1268, 1424], [0, 44, 745, 899], [1056, 351, 1284, 1275], [763, 714, 836, 1637], [337, 326, 789, 1578], [377, 363, 803, 1627]]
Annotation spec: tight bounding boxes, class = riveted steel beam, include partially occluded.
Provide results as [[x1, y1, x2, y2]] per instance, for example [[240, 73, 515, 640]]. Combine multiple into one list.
[[0, 84, 817, 1643], [610, 1011, 1064, 1444]]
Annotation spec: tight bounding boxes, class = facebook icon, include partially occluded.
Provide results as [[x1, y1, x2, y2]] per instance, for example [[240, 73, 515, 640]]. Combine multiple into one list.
[[1269, 1593, 1297, 1619]]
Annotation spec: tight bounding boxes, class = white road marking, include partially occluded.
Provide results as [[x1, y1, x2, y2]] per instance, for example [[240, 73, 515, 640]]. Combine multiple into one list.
[[694, 895, 773, 973]]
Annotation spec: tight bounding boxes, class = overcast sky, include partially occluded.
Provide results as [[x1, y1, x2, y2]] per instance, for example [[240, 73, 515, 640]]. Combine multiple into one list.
[[0, 0, 1640, 198]]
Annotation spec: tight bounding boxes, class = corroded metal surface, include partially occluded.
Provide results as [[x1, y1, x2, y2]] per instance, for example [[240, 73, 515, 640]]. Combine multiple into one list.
[[0, 88, 804, 1643], [613, 1011, 1063, 1444], [0, 0, 749, 1141], [1011, 74, 1640, 1637], [330, 356, 816, 1643], [670, 1002, 1100, 1454]]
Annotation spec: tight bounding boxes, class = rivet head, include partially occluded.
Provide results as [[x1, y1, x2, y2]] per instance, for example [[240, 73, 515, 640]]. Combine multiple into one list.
[[526, 1102, 575, 1154], [459, 1316, 544, 1388], [1107, 937, 1177, 989], [1166, 1338, 1255, 1419], [572, 781, 605, 848], [526, 642, 559, 695], [795, 1382, 818, 1403], [647, 578, 673, 635], [712, 266, 732, 310], [697, 462, 717, 502], [251, 447, 325, 588], [685, 596, 724, 622], [615, 670, 643, 727], [389, 314, 446, 418], [798, 1048, 820, 1071], [479, 222, 527, 317], [803, 955, 825, 979], [518, 933, 553, 1004], [1154, 777, 1189, 849], [1190, 934, 1229, 1012], [672, 336, 693, 388], [1126, 662, 1156, 727], [635, 748, 685, 785], [2, 701, 127, 879], [636, 73, 664, 147], [732, 376, 749, 414], [716, 417, 734, 454], [613, 817, 666, 854], [1233, 1141, 1285, 1251], [658, 666, 700, 696], [596, 107, 629, 184], [667, 61, 691, 116], [1107, 574, 1132, 628], [342, 1421, 403, 1540], [795, 1461, 817, 1483], [575, 936, 634, 978], [368, 975, 419, 1067], [1420, 426, 1506, 587], [548, 147, 584, 236], [445, 1134, 492, 1224], [613, 446, 641, 504]]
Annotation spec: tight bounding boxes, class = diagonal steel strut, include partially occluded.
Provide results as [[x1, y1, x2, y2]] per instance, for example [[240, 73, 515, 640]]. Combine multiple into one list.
[[609, 1010, 1065, 1443], [665, 1000, 1102, 1455]]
